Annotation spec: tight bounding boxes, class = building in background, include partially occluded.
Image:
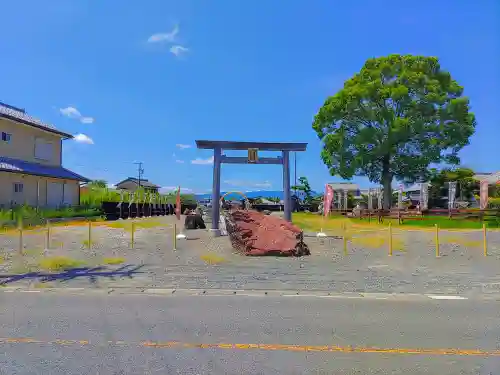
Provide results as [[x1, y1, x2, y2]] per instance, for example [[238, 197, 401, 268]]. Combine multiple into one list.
[[474, 172, 500, 184], [115, 177, 160, 194], [0, 102, 89, 208], [327, 182, 362, 197]]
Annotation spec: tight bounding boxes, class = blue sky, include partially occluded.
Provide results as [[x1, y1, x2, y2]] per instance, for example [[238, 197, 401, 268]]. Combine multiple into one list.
[[1, 0, 498, 194]]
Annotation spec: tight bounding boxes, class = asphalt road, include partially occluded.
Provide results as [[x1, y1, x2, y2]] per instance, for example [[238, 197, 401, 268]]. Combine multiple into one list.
[[0, 292, 499, 374]]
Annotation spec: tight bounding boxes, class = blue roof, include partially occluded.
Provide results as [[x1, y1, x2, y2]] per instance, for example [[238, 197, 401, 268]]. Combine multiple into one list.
[[0, 157, 89, 182], [0, 103, 72, 138]]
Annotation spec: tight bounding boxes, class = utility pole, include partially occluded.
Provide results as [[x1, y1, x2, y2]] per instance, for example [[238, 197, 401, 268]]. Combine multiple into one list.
[[134, 162, 144, 188]]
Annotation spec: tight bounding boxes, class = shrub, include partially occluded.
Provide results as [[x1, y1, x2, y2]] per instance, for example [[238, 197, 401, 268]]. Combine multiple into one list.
[[200, 254, 226, 265], [37, 256, 85, 271], [102, 257, 125, 265]]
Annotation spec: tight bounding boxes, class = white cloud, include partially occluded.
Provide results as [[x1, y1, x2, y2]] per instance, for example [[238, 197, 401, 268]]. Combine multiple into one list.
[[223, 180, 272, 189], [73, 133, 94, 144], [107, 183, 116, 189], [191, 156, 214, 165], [60, 106, 81, 119], [80, 117, 95, 124], [160, 186, 194, 194], [170, 45, 188, 57], [176, 143, 191, 149], [253, 181, 273, 188], [148, 25, 179, 43], [175, 159, 185, 164], [60, 106, 95, 124]]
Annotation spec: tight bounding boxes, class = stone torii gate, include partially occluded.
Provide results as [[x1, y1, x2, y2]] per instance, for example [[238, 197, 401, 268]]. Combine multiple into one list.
[[195, 140, 308, 236]]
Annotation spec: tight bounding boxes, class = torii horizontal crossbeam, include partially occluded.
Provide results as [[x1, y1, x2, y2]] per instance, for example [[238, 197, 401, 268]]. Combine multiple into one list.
[[196, 140, 307, 152], [220, 156, 283, 165]]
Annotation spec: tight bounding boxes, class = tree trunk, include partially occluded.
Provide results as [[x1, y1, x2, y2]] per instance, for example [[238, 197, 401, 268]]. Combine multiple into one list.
[[382, 157, 392, 210]]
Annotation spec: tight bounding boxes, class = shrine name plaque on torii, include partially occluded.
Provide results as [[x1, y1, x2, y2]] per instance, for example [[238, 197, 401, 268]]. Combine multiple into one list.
[[195, 140, 308, 236]]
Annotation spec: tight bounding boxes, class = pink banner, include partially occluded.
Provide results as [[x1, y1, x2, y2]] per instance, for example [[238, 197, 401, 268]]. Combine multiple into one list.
[[324, 184, 334, 217], [175, 186, 181, 220], [480, 180, 489, 210]]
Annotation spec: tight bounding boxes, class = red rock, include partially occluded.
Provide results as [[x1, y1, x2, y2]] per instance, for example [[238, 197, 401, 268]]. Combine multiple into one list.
[[224, 210, 310, 256]]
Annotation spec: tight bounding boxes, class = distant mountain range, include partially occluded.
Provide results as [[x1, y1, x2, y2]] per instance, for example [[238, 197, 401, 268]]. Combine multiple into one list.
[[195, 190, 319, 201]]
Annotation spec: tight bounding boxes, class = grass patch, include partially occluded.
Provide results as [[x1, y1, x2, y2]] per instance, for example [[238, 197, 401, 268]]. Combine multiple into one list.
[[37, 256, 85, 272], [293, 213, 345, 232], [293, 212, 496, 231], [200, 254, 226, 265], [33, 282, 49, 289], [0, 255, 4, 264], [102, 257, 125, 265], [400, 217, 486, 229], [350, 235, 405, 252]]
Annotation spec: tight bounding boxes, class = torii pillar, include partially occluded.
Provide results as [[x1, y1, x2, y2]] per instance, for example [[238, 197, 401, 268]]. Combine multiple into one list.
[[196, 140, 308, 236]]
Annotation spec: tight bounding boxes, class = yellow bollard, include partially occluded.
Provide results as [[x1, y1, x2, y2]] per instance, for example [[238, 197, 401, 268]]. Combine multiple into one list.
[[435, 224, 440, 257], [46, 219, 51, 249], [483, 223, 487, 256], [388, 223, 393, 256], [173, 223, 177, 251], [131, 221, 135, 248], [87, 221, 92, 249], [18, 224, 23, 255]]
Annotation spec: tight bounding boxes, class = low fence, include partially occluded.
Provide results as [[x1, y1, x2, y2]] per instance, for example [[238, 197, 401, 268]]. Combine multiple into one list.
[[0, 217, 183, 255], [311, 221, 491, 258], [0, 214, 495, 262], [328, 208, 500, 225]]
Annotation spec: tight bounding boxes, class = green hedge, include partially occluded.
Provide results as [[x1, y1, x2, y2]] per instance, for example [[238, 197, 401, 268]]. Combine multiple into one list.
[[80, 186, 197, 207], [0, 205, 103, 228]]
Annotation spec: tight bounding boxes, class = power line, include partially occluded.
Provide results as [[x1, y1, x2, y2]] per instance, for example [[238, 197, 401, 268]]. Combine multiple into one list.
[[134, 162, 144, 188]]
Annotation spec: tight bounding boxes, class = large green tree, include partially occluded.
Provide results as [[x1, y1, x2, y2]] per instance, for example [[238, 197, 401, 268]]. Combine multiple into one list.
[[312, 55, 476, 209], [291, 176, 313, 204]]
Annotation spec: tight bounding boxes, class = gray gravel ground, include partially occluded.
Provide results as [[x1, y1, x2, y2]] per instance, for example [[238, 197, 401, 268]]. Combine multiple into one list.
[[2, 215, 500, 297]]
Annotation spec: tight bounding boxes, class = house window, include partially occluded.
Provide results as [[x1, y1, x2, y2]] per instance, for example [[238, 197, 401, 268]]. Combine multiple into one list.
[[13, 182, 23, 193], [34, 138, 53, 161], [1, 132, 11, 143]]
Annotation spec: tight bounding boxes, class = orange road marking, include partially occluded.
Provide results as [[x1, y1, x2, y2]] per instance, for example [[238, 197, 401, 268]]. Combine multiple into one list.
[[0, 337, 498, 356]]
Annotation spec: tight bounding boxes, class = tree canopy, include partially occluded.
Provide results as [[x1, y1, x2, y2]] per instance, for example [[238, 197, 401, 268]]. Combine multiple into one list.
[[291, 176, 313, 204], [312, 55, 476, 208], [428, 167, 477, 203], [89, 179, 107, 188]]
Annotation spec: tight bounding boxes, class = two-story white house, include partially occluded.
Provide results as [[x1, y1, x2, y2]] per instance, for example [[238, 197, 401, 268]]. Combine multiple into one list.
[[0, 102, 89, 208]]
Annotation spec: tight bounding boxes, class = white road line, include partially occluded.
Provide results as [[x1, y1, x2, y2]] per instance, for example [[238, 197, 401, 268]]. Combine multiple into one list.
[[142, 289, 176, 294], [0, 288, 475, 301], [319, 295, 365, 299], [426, 295, 468, 300]]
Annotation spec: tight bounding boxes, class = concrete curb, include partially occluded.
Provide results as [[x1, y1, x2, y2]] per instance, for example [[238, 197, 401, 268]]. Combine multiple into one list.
[[2, 286, 499, 301]]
